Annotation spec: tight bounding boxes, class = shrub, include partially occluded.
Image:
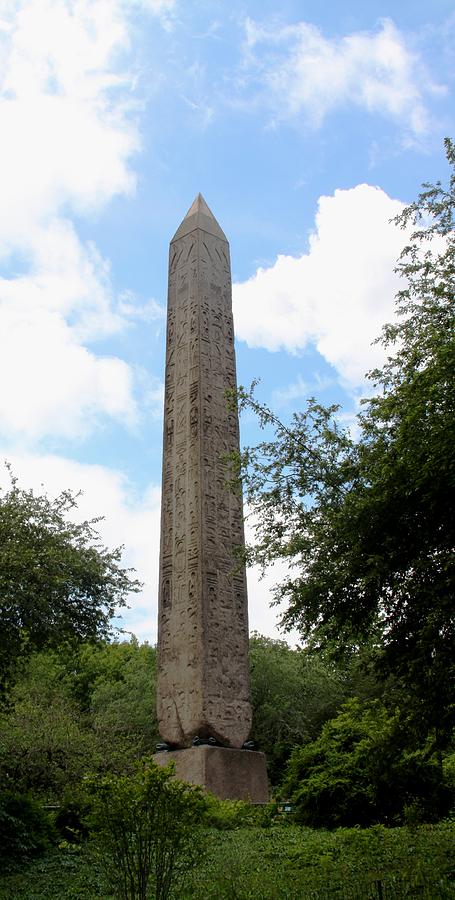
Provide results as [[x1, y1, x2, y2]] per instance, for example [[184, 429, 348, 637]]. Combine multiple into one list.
[[282, 699, 451, 828], [0, 791, 54, 866], [204, 795, 258, 830], [84, 758, 207, 900], [204, 795, 284, 830]]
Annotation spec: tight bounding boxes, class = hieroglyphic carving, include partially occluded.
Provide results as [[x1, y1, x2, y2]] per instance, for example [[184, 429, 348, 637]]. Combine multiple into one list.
[[157, 197, 252, 749]]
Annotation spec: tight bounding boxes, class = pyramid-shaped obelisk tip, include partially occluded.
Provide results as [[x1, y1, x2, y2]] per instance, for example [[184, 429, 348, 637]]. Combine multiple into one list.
[[171, 193, 228, 243], [184, 193, 215, 220]]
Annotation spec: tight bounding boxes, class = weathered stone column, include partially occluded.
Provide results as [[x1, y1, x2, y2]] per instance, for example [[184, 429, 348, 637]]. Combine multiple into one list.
[[156, 195, 268, 800], [157, 193, 252, 748]]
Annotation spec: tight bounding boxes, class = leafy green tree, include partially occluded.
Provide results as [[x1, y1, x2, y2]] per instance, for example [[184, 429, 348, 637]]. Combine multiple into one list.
[[0, 641, 160, 801], [0, 652, 96, 800], [87, 642, 159, 769], [58, 638, 148, 713], [60, 640, 159, 769], [249, 634, 346, 783], [0, 470, 141, 695], [0, 791, 55, 866], [85, 759, 207, 900], [282, 698, 452, 828], [234, 140, 455, 747]]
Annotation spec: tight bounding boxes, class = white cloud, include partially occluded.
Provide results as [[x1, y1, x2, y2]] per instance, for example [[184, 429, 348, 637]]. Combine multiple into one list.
[[244, 512, 302, 645], [131, 0, 175, 18], [0, 1, 164, 442], [243, 17, 445, 136], [233, 184, 406, 389], [0, 221, 142, 440], [247, 562, 302, 647], [118, 289, 165, 324], [0, 315, 136, 441], [0, 0, 139, 253], [1, 220, 122, 338], [0, 1, 295, 649], [273, 375, 310, 407]]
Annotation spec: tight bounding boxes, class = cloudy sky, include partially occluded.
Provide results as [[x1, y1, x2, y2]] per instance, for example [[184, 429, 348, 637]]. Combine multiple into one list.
[[0, 0, 453, 644]]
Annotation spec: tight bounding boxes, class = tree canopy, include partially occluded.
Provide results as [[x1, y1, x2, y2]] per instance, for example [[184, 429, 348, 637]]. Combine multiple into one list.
[[249, 634, 347, 783], [234, 138, 455, 745], [0, 469, 141, 695], [282, 698, 451, 828]]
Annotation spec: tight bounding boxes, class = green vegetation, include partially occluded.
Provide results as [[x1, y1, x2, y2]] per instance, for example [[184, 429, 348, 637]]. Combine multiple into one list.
[[85, 761, 207, 900], [282, 698, 451, 828], [234, 138, 455, 750], [2, 640, 454, 895], [228, 139, 455, 824], [1, 821, 454, 898], [0, 791, 55, 864], [249, 634, 347, 784], [0, 642, 160, 802], [0, 145, 454, 896], [0, 468, 140, 698], [187, 823, 455, 898]]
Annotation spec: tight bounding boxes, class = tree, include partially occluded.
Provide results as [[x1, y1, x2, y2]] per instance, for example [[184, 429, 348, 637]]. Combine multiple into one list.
[[0, 469, 141, 695], [0, 641, 158, 802], [0, 651, 95, 800], [234, 139, 455, 746], [282, 698, 452, 828], [83, 641, 159, 769], [249, 634, 346, 783]]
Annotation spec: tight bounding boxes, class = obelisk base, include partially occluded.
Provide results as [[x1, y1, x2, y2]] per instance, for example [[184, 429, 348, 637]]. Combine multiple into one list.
[[154, 747, 269, 803]]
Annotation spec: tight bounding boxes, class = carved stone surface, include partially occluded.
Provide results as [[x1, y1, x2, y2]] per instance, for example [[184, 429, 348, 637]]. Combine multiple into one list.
[[157, 194, 252, 749]]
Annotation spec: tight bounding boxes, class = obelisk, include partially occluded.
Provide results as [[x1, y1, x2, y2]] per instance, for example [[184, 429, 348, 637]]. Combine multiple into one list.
[[155, 195, 268, 801]]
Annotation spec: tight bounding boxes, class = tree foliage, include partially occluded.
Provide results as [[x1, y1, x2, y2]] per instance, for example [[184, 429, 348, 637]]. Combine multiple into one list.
[[234, 139, 455, 745], [0, 642, 159, 800], [282, 699, 452, 828], [0, 652, 95, 800], [85, 759, 207, 900], [0, 469, 141, 694], [249, 634, 347, 783], [0, 791, 55, 867], [78, 640, 159, 769]]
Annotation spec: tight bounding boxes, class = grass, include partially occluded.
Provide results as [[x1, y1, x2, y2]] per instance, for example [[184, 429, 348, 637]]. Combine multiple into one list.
[[0, 845, 112, 899], [186, 823, 455, 898], [1, 823, 454, 899]]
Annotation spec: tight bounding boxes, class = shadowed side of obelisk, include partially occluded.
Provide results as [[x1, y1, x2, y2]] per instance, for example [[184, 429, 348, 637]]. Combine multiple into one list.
[[157, 195, 252, 750]]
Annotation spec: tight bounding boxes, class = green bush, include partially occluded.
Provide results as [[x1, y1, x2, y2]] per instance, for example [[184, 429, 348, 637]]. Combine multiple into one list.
[[0, 651, 98, 801], [204, 795, 287, 830], [185, 823, 455, 899], [84, 758, 207, 900], [204, 795, 259, 830], [1, 823, 454, 898], [282, 699, 452, 828], [0, 791, 54, 866]]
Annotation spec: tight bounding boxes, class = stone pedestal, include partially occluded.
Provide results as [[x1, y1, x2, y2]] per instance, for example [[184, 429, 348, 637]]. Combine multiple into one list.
[[154, 746, 269, 803]]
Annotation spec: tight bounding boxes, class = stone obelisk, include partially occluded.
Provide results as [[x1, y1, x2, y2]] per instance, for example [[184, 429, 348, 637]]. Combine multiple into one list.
[[155, 195, 268, 801]]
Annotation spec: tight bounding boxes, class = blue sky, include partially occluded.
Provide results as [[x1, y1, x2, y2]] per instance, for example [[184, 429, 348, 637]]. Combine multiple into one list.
[[0, 0, 453, 643]]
